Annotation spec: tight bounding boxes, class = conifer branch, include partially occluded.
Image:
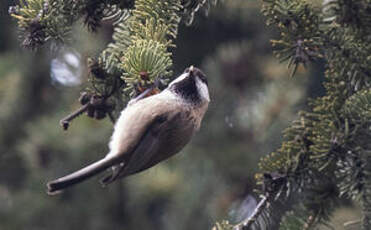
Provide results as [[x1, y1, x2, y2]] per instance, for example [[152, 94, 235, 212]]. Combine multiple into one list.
[[214, 1, 371, 229], [10, 0, 218, 127]]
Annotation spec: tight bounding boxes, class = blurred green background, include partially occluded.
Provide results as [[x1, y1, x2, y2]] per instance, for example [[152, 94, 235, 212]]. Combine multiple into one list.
[[0, 0, 360, 229]]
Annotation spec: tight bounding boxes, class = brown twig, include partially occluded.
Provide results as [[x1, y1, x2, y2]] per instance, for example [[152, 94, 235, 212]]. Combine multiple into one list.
[[59, 74, 160, 130], [59, 93, 116, 130], [59, 103, 90, 130]]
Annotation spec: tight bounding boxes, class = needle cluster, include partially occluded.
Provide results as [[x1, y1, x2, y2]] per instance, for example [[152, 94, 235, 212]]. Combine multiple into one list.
[[214, 0, 371, 229]]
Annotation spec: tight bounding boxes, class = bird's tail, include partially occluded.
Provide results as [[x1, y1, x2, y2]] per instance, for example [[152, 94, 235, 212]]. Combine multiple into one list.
[[47, 156, 121, 195]]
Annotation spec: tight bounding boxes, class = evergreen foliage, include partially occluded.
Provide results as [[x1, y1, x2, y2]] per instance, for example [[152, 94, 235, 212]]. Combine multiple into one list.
[[10, 0, 217, 124], [2, 1, 286, 230], [213, 0, 371, 229], [8, 0, 371, 229]]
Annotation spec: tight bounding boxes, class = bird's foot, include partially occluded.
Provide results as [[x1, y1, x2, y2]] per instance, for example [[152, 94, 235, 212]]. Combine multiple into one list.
[[100, 163, 125, 186]]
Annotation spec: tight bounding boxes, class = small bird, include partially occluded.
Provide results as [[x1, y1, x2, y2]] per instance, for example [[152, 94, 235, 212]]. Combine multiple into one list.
[[47, 66, 210, 194]]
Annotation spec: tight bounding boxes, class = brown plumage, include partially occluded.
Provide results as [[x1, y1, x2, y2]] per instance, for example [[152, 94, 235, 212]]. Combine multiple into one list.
[[47, 66, 209, 194]]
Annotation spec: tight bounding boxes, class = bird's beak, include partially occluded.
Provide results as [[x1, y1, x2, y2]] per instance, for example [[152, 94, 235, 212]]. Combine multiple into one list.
[[189, 65, 194, 72], [188, 65, 195, 78]]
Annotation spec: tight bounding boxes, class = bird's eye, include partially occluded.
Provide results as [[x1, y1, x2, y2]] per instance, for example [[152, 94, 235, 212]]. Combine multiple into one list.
[[198, 73, 208, 86], [183, 66, 208, 85]]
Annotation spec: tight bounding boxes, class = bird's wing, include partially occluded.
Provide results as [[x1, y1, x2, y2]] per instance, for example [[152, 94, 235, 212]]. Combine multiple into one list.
[[101, 110, 171, 185], [108, 96, 172, 157], [118, 112, 179, 176], [102, 98, 190, 184], [107, 95, 184, 170]]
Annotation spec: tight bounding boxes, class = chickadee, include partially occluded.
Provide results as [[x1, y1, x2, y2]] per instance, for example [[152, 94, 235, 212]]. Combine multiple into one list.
[[47, 66, 210, 194]]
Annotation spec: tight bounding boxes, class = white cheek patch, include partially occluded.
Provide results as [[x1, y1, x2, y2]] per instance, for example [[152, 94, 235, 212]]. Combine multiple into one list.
[[196, 78, 210, 102], [169, 72, 189, 87]]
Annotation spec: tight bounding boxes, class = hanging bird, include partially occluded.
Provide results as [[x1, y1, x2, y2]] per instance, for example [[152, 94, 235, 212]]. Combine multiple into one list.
[[47, 66, 210, 194]]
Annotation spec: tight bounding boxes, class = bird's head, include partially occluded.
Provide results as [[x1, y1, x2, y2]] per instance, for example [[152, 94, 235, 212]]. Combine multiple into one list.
[[168, 66, 210, 104]]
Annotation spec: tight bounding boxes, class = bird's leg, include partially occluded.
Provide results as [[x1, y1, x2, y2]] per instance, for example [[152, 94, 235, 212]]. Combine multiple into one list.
[[100, 163, 125, 186], [128, 88, 153, 106], [128, 78, 163, 105]]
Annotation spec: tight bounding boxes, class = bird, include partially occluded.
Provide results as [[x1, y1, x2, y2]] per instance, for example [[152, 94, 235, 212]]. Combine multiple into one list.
[[47, 66, 210, 195]]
